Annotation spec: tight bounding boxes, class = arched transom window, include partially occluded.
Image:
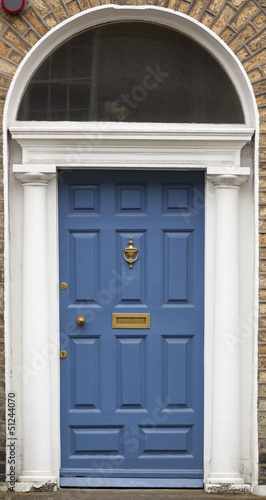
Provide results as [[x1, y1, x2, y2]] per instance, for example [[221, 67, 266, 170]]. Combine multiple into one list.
[[18, 22, 244, 123]]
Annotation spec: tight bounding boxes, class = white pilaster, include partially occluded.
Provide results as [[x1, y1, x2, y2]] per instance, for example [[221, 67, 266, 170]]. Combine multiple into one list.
[[15, 172, 56, 485], [205, 173, 250, 493]]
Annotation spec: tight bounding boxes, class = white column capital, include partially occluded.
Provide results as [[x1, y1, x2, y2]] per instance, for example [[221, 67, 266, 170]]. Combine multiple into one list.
[[14, 171, 56, 186], [207, 173, 249, 188]]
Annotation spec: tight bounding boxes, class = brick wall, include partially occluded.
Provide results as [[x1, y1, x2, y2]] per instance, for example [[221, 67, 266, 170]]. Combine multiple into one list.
[[0, 0, 265, 485]]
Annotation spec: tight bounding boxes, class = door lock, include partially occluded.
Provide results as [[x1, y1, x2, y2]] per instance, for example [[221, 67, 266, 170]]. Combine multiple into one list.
[[60, 350, 67, 359]]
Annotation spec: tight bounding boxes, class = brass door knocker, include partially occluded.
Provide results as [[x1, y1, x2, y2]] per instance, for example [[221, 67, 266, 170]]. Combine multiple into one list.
[[124, 237, 138, 269]]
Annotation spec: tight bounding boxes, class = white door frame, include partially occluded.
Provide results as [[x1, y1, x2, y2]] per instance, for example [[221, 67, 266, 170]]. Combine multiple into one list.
[[3, 5, 259, 493]]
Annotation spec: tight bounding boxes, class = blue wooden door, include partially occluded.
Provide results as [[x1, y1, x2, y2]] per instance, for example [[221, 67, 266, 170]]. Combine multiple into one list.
[[59, 170, 204, 487]]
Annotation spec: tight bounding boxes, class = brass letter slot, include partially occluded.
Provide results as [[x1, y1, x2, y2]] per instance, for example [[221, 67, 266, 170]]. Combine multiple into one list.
[[112, 313, 150, 329]]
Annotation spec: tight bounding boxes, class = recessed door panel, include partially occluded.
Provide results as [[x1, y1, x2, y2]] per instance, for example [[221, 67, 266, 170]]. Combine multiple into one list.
[[116, 336, 146, 410], [70, 337, 101, 410], [116, 231, 146, 305], [162, 336, 193, 409], [163, 185, 192, 214], [69, 231, 100, 305], [139, 426, 193, 456], [59, 170, 204, 486], [70, 426, 124, 457], [117, 185, 146, 214], [70, 185, 99, 213], [163, 231, 193, 305]]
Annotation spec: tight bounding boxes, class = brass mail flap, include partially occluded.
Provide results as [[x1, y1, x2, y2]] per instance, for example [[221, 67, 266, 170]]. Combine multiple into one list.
[[112, 313, 150, 329]]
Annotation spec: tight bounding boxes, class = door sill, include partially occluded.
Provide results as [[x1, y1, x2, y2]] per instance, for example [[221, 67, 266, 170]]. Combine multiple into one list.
[[60, 478, 203, 488]]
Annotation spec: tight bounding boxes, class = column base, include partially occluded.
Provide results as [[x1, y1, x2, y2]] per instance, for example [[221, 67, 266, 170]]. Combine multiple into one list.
[[205, 475, 251, 494], [252, 486, 266, 496], [16, 471, 57, 492]]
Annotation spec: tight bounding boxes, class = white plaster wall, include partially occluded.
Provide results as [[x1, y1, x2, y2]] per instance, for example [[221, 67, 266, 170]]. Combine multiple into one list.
[[7, 137, 23, 478], [237, 143, 257, 482], [239, 144, 256, 484]]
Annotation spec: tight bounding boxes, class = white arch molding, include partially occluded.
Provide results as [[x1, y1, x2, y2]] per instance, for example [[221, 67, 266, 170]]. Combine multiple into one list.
[[3, 5, 259, 493]]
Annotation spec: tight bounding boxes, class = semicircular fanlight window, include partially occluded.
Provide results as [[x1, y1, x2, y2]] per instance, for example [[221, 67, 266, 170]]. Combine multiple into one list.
[[17, 22, 244, 123]]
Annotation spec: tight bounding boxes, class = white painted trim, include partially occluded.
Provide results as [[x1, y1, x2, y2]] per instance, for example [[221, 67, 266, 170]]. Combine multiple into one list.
[[252, 125, 260, 491], [10, 122, 254, 136], [10, 124, 253, 170]]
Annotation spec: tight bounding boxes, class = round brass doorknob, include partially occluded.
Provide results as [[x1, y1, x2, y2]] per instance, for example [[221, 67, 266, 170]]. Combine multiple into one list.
[[76, 316, 86, 326]]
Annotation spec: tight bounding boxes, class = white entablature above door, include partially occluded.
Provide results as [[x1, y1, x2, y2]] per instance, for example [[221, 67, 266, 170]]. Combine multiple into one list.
[[10, 123, 253, 174]]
